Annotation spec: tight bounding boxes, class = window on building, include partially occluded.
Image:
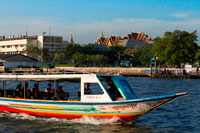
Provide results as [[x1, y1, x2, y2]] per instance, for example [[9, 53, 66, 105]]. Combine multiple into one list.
[[44, 37, 50, 43], [56, 37, 62, 43]]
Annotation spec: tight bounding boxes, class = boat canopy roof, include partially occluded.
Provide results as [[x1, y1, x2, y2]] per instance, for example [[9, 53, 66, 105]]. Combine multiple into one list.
[[0, 73, 115, 82]]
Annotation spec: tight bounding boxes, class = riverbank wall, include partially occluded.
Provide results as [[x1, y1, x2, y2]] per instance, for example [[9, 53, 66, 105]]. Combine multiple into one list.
[[55, 67, 199, 77], [56, 67, 148, 76]]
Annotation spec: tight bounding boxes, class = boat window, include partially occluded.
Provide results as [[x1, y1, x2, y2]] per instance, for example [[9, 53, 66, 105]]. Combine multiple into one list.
[[97, 76, 123, 101], [84, 83, 104, 95], [118, 79, 135, 99]]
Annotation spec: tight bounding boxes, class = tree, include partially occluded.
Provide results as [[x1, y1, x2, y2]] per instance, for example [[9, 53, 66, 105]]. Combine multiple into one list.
[[41, 48, 50, 62], [106, 45, 125, 65], [23, 45, 42, 60], [123, 46, 143, 67], [139, 45, 154, 67], [154, 30, 198, 67], [53, 52, 66, 64], [90, 54, 107, 66], [195, 47, 200, 65], [71, 52, 86, 66], [64, 44, 81, 61]]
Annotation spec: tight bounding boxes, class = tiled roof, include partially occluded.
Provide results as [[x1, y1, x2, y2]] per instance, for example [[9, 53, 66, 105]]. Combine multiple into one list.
[[0, 54, 37, 61]]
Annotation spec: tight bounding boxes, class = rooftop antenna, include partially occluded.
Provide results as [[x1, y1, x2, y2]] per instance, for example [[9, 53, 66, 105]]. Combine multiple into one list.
[[49, 25, 52, 58], [25, 24, 28, 37]]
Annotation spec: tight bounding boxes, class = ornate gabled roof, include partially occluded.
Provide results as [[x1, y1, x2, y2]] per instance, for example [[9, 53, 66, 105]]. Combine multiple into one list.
[[95, 31, 152, 47]]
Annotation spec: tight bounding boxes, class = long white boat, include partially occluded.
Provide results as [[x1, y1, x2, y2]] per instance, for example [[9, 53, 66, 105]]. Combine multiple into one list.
[[0, 73, 187, 122]]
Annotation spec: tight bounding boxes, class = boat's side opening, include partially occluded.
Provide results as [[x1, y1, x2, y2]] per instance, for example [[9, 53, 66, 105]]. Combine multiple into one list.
[[0, 79, 81, 101]]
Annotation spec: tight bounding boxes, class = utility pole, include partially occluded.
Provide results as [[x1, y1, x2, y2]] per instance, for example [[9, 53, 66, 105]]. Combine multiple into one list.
[[49, 25, 52, 60]]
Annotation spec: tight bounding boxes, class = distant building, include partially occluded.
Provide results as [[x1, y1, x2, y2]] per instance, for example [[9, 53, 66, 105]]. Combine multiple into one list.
[[95, 27, 153, 48], [0, 54, 41, 72], [0, 35, 67, 61]]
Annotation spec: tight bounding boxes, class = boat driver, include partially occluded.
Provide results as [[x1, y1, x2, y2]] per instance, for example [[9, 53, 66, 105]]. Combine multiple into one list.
[[84, 83, 91, 94]]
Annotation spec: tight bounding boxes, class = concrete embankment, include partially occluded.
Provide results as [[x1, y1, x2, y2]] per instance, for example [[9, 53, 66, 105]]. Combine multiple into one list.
[[55, 67, 149, 76]]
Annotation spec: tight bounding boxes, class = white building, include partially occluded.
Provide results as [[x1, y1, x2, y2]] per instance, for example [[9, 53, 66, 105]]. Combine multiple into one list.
[[0, 35, 67, 61]]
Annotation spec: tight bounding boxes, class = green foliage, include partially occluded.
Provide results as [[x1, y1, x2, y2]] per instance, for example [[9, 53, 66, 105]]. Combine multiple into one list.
[[123, 46, 143, 67], [90, 54, 107, 66], [55, 64, 76, 67], [40, 65, 50, 69], [51, 31, 199, 68], [41, 48, 50, 62], [195, 47, 200, 65], [106, 45, 125, 65], [154, 30, 198, 67], [24, 45, 42, 60], [139, 45, 154, 66], [71, 52, 86, 66], [53, 52, 66, 64]]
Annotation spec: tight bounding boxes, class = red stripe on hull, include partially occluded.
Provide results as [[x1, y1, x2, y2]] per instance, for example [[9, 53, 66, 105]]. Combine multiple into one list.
[[0, 105, 141, 121]]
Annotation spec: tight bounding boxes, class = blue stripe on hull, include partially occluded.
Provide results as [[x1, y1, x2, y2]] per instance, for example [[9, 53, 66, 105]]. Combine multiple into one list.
[[0, 93, 184, 105]]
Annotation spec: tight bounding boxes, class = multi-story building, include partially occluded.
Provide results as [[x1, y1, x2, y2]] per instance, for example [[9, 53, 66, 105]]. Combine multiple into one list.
[[0, 35, 67, 61]]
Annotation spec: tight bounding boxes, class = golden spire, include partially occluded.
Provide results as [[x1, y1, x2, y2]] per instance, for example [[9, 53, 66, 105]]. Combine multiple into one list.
[[69, 31, 74, 45], [100, 24, 104, 38]]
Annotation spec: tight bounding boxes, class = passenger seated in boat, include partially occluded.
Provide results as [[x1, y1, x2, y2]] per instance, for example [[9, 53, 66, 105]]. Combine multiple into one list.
[[31, 83, 40, 99], [107, 83, 122, 100], [84, 83, 91, 94], [57, 86, 64, 93], [57, 86, 66, 100], [15, 83, 23, 98], [45, 83, 52, 92], [45, 83, 53, 100]]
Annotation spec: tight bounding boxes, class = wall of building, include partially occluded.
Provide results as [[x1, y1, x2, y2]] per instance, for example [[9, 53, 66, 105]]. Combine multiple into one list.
[[0, 35, 66, 61], [0, 39, 37, 55], [4, 61, 44, 69]]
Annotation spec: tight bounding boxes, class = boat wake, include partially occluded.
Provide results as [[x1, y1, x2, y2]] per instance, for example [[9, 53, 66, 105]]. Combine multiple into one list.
[[0, 112, 124, 125]]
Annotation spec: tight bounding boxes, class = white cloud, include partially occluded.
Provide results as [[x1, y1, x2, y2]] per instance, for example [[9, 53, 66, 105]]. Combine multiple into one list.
[[0, 17, 199, 44], [172, 13, 189, 18]]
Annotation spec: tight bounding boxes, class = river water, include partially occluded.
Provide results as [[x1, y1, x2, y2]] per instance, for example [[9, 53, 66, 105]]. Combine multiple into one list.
[[0, 77, 199, 133]]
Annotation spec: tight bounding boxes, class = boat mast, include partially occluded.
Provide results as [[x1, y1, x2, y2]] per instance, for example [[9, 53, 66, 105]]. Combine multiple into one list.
[[24, 81, 26, 99], [54, 80, 57, 97]]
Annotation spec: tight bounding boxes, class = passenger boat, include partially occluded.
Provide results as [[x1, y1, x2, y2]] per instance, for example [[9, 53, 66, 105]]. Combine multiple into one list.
[[0, 73, 187, 122]]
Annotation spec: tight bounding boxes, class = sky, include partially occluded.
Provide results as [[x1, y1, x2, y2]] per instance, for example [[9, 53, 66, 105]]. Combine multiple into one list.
[[0, 0, 200, 44]]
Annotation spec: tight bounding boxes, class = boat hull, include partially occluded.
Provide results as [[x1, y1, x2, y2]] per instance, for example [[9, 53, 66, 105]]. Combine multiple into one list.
[[0, 92, 187, 122]]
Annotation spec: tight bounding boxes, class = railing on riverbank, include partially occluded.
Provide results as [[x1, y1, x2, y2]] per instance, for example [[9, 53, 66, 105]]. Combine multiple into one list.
[[2, 67, 200, 79]]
